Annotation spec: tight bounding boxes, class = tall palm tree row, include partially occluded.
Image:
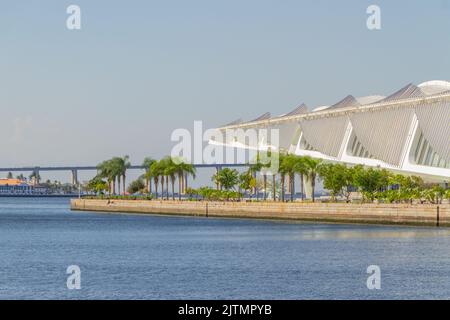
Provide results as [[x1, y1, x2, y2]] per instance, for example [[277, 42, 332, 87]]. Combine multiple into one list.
[[96, 156, 130, 195], [249, 153, 323, 202], [145, 157, 196, 199], [142, 157, 155, 194], [302, 156, 323, 202], [95, 154, 322, 201]]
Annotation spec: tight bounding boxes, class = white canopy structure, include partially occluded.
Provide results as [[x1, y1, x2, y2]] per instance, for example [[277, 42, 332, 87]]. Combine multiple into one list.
[[216, 81, 450, 182]]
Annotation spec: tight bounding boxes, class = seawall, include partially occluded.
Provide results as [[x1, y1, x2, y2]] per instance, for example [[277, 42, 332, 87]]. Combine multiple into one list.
[[70, 199, 450, 227]]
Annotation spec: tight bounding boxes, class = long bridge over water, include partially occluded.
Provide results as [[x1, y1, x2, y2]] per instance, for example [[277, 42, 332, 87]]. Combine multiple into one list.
[[0, 164, 249, 185]]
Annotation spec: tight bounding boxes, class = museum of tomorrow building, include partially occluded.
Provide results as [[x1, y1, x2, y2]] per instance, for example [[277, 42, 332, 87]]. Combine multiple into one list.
[[216, 81, 450, 182]]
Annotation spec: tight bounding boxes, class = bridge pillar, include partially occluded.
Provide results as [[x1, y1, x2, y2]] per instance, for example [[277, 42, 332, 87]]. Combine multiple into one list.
[[71, 169, 78, 186], [32, 169, 40, 185]]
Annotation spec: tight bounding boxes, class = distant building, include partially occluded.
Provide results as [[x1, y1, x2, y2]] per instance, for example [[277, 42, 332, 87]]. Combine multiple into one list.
[[0, 178, 46, 195], [0, 178, 32, 194]]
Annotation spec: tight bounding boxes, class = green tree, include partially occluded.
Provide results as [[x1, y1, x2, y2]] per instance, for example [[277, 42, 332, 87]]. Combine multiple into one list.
[[280, 154, 300, 202], [163, 157, 178, 200], [318, 163, 354, 202], [142, 157, 155, 194], [445, 189, 450, 204], [239, 171, 256, 199], [6, 172, 13, 179], [422, 185, 445, 204], [149, 160, 162, 199], [156, 158, 168, 199], [247, 163, 261, 199], [87, 176, 108, 195], [257, 149, 279, 201], [198, 186, 214, 200], [303, 156, 323, 202], [277, 153, 288, 201], [353, 166, 391, 202], [212, 168, 239, 191], [293, 156, 308, 201], [127, 178, 145, 194], [172, 157, 196, 200], [185, 187, 198, 200], [112, 155, 131, 195], [97, 159, 118, 195], [388, 174, 424, 203]]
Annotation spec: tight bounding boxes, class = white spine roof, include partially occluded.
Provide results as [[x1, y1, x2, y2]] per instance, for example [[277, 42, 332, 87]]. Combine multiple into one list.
[[299, 115, 349, 157], [349, 107, 415, 166], [415, 100, 450, 162], [284, 103, 308, 117], [381, 83, 424, 102], [328, 95, 360, 110], [418, 80, 450, 96], [216, 80, 450, 179]]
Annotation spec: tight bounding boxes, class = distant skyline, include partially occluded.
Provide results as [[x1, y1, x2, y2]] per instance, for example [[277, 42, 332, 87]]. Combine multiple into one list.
[[2, 1, 450, 182]]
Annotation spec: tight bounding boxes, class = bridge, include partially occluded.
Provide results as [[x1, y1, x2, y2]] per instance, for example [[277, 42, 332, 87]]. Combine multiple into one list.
[[0, 163, 249, 185]]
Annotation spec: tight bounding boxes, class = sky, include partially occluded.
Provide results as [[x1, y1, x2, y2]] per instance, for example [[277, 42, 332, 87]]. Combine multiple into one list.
[[1, 0, 450, 183]]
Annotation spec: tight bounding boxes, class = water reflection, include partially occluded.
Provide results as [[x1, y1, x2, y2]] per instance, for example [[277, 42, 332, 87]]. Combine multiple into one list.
[[297, 228, 450, 240]]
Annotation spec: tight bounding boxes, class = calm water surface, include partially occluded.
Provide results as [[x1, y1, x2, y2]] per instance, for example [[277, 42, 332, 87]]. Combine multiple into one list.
[[0, 197, 449, 299]]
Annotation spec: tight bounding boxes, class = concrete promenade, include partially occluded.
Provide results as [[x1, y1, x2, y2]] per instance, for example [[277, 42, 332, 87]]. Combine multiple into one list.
[[71, 199, 450, 227]]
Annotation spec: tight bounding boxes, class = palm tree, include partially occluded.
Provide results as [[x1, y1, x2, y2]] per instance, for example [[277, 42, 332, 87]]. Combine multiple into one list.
[[157, 158, 168, 200], [110, 157, 122, 195], [272, 174, 276, 201], [212, 168, 239, 191], [29, 170, 41, 185], [109, 156, 130, 196], [294, 156, 308, 201], [248, 162, 263, 199], [278, 153, 289, 202], [303, 156, 323, 202], [264, 150, 283, 201], [157, 157, 174, 200], [171, 157, 196, 200], [149, 161, 161, 199], [97, 160, 113, 194], [120, 155, 131, 195], [110, 158, 122, 195], [258, 149, 277, 201], [281, 154, 298, 202], [165, 174, 169, 200], [262, 173, 267, 200], [164, 158, 177, 200], [181, 162, 196, 192], [142, 157, 155, 194]]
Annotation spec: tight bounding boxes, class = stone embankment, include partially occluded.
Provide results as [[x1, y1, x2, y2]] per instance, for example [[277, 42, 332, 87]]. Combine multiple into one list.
[[71, 199, 450, 227]]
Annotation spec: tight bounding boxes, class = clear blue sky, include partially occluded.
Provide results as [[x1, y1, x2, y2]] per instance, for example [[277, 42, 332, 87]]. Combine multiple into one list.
[[1, 0, 450, 182]]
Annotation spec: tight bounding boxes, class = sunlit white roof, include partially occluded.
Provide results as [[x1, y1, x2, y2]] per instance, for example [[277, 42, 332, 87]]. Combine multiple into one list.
[[312, 105, 330, 112], [221, 80, 450, 128], [328, 95, 360, 110], [418, 80, 450, 96], [382, 83, 424, 102], [356, 95, 385, 105], [276, 104, 308, 118]]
